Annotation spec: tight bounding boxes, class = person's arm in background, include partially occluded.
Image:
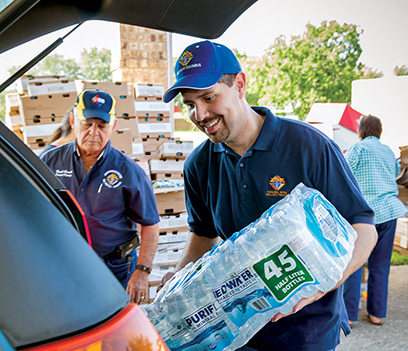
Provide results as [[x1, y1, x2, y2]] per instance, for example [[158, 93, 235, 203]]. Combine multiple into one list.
[[157, 232, 220, 291], [126, 223, 159, 304]]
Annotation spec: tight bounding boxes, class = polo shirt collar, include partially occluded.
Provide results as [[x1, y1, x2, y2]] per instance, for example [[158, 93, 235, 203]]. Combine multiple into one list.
[[73, 139, 112, 166], [213, 106, 279, 153]]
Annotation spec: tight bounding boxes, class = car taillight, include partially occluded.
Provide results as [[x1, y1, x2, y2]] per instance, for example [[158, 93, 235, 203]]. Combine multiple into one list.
[[26, 304, 169, 351]]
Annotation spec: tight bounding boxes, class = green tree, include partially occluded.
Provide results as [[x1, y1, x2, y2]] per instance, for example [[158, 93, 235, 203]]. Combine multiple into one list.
[[80, 47, 112, 81], [1, 48, 112, 123], [245, 21, 366, 120], [28, 54, 82, 78], [8, 47, 112, 81]]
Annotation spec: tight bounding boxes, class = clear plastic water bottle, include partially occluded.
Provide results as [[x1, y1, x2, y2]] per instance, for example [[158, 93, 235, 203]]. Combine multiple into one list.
[[146, 183, 357, 351]]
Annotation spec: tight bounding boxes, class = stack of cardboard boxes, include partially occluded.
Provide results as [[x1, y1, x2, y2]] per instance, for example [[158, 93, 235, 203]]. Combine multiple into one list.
[[8, 75, 78, 154], [5, 76, 195, 302], [4, 93, 24, 140], [144, 139, 195, 304]]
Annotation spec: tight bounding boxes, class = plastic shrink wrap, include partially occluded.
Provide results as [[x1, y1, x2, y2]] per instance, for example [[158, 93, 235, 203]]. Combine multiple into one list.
[[146, 183, 357, 351]]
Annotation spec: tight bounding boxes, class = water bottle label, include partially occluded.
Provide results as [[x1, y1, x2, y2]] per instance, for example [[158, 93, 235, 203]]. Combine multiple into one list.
[[253, 244, 315, 302], [212, 268, 258, 304], [168, 320, 189, 340], [184, 302, 224, 333]]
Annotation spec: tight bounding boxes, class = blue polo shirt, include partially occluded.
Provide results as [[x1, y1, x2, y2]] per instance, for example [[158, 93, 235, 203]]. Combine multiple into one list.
[[41, 140, 159, 257], [183, 107, 374, 351]]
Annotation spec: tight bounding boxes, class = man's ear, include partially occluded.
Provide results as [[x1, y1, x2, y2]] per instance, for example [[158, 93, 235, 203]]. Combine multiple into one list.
[[112, 119, 117, 130], [69, 111, 75, 127], [235, 72, 246, 99]]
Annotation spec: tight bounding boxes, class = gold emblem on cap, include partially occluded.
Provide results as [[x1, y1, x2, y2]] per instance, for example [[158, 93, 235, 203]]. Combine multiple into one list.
[[179, 51, 193, 66]]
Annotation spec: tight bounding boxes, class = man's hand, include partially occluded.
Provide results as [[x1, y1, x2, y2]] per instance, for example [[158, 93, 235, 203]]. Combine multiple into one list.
[[156, 271, 176, 293], [126, 270, 149, 304], [271, 290, 326, 322]]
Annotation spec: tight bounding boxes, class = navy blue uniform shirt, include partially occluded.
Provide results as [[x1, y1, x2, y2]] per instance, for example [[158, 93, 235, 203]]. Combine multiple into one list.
[[183, 107, 374, 351], [41, 140, 160, 257]]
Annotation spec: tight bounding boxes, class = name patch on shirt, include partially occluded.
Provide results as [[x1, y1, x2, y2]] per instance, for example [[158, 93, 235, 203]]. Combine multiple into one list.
[[55, 169, 73, 178], [102, 170, 123, 188]]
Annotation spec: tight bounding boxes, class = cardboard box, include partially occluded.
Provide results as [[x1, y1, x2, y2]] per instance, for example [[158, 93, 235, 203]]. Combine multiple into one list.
[[23, 123, 62, 139], [159, 140, 194, 159], [17, 75, 67, 94], [136, 160, 151, 179], [28, 141, 48, 157], [159, 212, 189, 230], [158, 226, 190, 244], [110, 129, 132, 154], [76, 80, 130, 96], [10, 125, 24, 141], [138, 114, 170, 123], [142, 137, 165, 153], [20, 93, 76, 120], [151, 172, 184, 181], [155, 187, 186, 215], [115, 94, 136, 118], [400, 145, 408, 166], [149, 159, 185, 173], [134, 83, 165, 98], [397, 185, 408, 205], [135, 96, 163, 102], [115, 116, 139, 137], [397, 166, 408, 187], [396, 217, 408, 238], [24, 115, 64, 126], [7, 109, 20, 116], [5, 93, 20, 111], [131, 138, 144, 156], [394, 235, 408, 249], [149, 263, 176, 283], [135, 100, 171, 114], [28, 80, 77, 96], [5, 114, 23, 128], [138, 122, 172, 138], [153, 242, 185, 265], [25, 135, 52, 145]]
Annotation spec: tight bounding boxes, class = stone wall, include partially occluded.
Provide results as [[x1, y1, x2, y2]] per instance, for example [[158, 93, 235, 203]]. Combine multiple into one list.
[[113, 24, 168, 88]]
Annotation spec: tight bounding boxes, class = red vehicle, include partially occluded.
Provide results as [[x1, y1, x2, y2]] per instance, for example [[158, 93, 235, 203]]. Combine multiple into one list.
[[0, 1, 257, 350]]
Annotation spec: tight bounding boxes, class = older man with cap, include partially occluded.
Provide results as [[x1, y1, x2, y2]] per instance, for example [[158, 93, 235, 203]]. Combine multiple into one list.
[[41, 89, 160, 304], [158, 40, 378, 350]]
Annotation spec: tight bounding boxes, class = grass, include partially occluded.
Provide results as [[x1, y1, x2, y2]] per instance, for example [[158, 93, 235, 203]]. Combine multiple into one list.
[[391, 249, 408, 265]]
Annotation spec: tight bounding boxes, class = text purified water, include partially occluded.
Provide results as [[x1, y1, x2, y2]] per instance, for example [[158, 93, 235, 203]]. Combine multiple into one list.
[[146, 183, 357, 351]]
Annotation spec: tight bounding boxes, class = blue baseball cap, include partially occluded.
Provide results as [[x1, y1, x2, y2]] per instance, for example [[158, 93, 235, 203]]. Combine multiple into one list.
[[75, 89, 116, 126], [163, 40, 242, 103]]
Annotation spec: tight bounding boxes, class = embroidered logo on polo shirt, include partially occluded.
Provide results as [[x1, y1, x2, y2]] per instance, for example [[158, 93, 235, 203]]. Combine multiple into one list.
[[102, 170, 123, 188], [266, 175, 287, 197]]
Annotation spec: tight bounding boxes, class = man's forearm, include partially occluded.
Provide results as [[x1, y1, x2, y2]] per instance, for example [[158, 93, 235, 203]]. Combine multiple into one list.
[[175, 232, 219, 271], [138, 223, 160, 266]]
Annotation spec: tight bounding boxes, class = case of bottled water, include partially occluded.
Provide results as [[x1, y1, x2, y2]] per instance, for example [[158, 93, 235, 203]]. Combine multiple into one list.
[[145, 183, 357, 351]]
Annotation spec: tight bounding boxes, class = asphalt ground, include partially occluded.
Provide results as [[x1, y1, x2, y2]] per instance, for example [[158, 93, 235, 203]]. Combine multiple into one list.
[[337, 265, 408, 351]]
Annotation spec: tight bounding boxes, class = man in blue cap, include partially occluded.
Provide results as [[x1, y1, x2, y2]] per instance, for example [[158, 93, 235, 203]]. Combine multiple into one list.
[[41, 89, 160, 304], [159, 41, 378, 350]]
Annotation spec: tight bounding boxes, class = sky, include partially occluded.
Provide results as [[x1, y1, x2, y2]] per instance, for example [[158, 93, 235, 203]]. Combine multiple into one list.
[[1, 0, 407, 87]]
